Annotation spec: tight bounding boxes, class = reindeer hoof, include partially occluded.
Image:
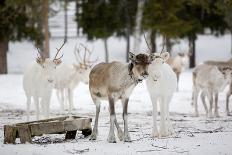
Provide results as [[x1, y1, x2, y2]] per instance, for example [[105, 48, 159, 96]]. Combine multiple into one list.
[[107, 135, 116, 143], [159, 128, 170, 137], [117, 129, 124, 141], [214, 113, 220, 118], [123, 135, 132, 142], [194, 112, 199, 117], [89, 133, 97, 141], [150, 130, 159, 138]]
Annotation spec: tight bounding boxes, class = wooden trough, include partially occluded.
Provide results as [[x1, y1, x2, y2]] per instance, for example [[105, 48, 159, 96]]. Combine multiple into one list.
[[4, 116, 92, 144]]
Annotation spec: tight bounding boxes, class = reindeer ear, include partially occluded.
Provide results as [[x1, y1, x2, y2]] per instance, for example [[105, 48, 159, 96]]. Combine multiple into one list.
[[36, 58, 44, 65], [161, 52, 170, 62], [129, 52, 136, 62], [53, 59, 62, 66]]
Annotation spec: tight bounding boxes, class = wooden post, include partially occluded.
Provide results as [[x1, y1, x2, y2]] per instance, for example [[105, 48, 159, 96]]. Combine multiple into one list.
[[4, 125, 17, 144], [82, 129, 92, 137], [18, 125, 32, 143], [65, 130, 77, 140]]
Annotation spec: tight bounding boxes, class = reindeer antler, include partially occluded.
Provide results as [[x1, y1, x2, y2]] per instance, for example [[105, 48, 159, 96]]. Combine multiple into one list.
[[160, 35, 166, 54], [74, 43, 98, 67], [36, 47, 45, 60], [54, 41, 65, 60], [144, 34, 152, 52]]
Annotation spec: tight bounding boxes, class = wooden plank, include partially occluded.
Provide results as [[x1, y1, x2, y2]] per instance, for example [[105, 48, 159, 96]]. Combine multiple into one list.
[[18, 125, 32, 143], [16, 116, 69, 125], [4, 125, 17, 144], [30, 121, 64, 136], [64, 118, 92, 131], [65, 130, 77, 140]]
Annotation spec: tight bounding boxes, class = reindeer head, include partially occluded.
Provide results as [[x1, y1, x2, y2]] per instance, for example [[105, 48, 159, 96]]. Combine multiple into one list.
[[73, 43, 97, 84], [149, 52, 170, 64], [36, 42, 64, 83], [143, 34, 170, 65], [177, 52, 190, 68], [129, 52, 150, 82], [217, 66, 232, 82]]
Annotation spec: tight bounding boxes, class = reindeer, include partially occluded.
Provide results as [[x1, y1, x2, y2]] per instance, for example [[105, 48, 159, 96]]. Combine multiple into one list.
[[192, 64, 232, 117], [144, 42, 177, 138], [54, 44, 96, 114], [166, 52, 190, 91], [203, 60, 232, 116], [89, 52, 151, 143], [23, 42, 64, 121]]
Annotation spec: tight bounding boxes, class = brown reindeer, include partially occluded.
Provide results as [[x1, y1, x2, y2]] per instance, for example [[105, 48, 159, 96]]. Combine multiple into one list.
[[89, 52, 151, 143]]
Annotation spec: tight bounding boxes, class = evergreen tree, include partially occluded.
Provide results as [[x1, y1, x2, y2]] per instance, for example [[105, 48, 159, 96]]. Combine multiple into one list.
[[0, 0, 43, 73], [77, 0, 122, 62]]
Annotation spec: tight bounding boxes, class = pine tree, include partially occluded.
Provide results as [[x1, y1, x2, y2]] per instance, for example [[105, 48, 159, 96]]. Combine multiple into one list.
[[0, 0, 43, 73]]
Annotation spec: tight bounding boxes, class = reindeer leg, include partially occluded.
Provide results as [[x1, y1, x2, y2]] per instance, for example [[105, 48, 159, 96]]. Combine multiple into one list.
[[200, 91, 208, 116], [214, 92, 219, 117], [226, 84, 232, 116], [107, 97, 116, 143], [26, 95, 31, 121], [67, 88, 74, 115], [122, 98, 131, 142], [33, 96, 40, 120], [41, 94, 51, 119], [89, 99, 101, 140], [177, 73, 180, 91], [208, 91, 213, 118], [193, 87, 199, 117], [165, 95, 174, 136], [159, 97, 169, 137], [57, 89, 65, 113], [150, 95, 159, 138]]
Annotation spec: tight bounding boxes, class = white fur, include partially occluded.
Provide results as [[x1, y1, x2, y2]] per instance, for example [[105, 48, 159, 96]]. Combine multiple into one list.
[[23, 59, 61, 121], [167, 53, 189, 91], [193, 64, 232, 117], [54, 63, 90, 114], [146, 52, 177, 138]]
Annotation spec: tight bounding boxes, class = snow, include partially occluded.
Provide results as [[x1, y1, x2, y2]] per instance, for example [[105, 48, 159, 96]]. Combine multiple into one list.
[[1, 70, 232, 155], [1, 1, 232, 155]]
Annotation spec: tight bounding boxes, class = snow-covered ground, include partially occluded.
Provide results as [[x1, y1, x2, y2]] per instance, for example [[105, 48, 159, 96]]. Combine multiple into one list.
[[1, 2, 232, 155], [1, 70, 232, 155]]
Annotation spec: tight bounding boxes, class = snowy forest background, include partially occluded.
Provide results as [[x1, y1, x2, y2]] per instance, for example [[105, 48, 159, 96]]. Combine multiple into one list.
[[1, 0, 232, 155], [1, 0, 232, 74]]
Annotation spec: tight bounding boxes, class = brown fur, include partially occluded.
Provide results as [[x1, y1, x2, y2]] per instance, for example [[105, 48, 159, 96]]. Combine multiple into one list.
[[89, 53, 150, 142]]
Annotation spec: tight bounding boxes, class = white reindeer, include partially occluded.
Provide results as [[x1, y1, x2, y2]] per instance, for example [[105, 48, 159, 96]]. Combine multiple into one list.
[[89, 52, 151, 143], [146, 52, 177, 138], [193, 64, 232, 117], [54, 44, 96, 114], [23, 43, 64, 121], [167, 52, 190, 91]]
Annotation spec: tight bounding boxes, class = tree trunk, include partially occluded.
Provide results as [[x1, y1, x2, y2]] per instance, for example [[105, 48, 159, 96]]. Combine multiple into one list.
[[126, 31, 130, 62], [76, 0, 80, 36], [150, 30, 157, 53], [0, 40, 8, 74], [104, 38, 109, 63], [165, 36, 172, 54], [133, 0, 144, 53], [125, 0, 131, 62], [43, 0, 50, 58], [231, 30, 232, 55], [189, 37, 196, 68], [64, 0, 68, 42]]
